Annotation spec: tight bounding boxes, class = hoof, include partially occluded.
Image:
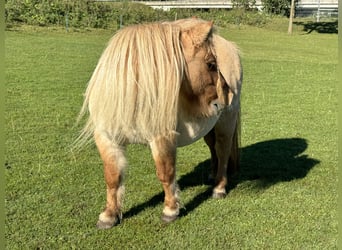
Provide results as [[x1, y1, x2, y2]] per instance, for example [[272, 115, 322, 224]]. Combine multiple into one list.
[[212, 191, 226, 199], [161, 213, 178, 223], [96, 220, 118, 229], [96, 213, 121, 229], [161, 205, 179, 223]]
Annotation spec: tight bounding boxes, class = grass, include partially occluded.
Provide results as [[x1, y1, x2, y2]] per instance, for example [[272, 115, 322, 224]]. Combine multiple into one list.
[[5, 19, 338, 249]]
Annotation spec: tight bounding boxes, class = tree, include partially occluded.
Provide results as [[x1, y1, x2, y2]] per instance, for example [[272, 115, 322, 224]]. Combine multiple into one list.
[[287, 0, 295, 34], [262, 0, 291, 15]]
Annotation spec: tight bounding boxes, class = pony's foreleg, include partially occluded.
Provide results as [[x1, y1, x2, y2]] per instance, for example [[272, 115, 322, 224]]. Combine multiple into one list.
[[150, 137, 179, 223], [204, 129, 218, 181], [94, 131, 126, 229], [212, 108, 239, 198]]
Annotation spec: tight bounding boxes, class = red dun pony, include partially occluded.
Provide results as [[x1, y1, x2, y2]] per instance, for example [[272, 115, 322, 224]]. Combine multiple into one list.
[[78, 18, 242, 228]]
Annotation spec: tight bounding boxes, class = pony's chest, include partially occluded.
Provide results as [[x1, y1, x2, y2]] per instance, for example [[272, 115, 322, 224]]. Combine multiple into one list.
[[176, 114, 220, 147]]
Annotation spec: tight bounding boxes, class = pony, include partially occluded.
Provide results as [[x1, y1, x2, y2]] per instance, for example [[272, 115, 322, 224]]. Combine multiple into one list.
[[78, 18, 242, 229]]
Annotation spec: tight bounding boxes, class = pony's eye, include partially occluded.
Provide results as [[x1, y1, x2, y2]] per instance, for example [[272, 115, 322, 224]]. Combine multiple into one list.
[[207, 62, 217, 71]]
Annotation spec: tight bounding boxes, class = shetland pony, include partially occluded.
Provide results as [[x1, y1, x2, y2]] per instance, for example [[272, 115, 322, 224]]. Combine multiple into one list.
[[78, 18, 242, 228]]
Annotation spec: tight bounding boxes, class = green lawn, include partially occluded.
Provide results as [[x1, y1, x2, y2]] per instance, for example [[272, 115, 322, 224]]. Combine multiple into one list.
[[5, 21, 338, 249]]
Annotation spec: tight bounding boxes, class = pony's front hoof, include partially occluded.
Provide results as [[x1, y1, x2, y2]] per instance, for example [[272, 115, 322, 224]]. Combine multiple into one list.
[[212, 192, 226, 199], [96, 212, 121, 229], [161, 206, 179, 223], [97, 220, 117, 229], [212, 188, 226, 199], [161, 213, 178, 223]]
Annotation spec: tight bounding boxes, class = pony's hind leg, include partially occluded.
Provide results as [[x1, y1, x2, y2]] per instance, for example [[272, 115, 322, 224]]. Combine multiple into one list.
[[94, 131, 126, 229], [150, 136, 180, 223]]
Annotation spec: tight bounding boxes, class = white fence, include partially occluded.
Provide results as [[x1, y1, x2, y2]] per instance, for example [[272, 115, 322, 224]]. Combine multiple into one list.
[[134, 0, 338, 16]]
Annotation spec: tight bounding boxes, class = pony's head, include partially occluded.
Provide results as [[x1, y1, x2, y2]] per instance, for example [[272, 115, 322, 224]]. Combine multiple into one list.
[[174, 18, 242, 118]]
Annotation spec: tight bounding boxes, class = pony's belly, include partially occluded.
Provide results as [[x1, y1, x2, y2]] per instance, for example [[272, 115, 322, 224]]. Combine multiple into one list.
[[176, 115, 220, 147]]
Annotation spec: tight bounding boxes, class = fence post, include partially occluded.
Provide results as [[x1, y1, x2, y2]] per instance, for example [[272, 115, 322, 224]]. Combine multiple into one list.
[[316, 0, 321, 22]]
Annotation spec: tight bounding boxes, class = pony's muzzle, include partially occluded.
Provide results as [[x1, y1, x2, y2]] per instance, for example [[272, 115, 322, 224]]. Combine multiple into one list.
[[211, 100, 225, 115]]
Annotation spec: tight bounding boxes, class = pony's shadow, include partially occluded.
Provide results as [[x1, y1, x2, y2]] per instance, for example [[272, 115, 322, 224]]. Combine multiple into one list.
[[124, 138, 319, 219]]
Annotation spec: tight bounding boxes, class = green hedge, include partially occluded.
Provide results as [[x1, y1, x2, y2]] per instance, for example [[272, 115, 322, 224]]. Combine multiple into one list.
[[5, 0, 270, 29], [5, 0, 165, 29]]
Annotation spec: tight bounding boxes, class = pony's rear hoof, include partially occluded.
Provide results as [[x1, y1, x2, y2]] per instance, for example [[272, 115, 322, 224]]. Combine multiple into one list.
[[161, 213, 178, 223]]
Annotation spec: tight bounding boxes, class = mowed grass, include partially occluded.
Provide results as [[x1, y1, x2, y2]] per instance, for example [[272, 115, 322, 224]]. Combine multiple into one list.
[[5, 22, 337, 249]]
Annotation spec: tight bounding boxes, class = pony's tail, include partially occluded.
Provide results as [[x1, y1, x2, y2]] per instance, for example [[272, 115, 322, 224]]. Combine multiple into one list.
[[70, 93, 94, 152], [227, 108, 241, 176]]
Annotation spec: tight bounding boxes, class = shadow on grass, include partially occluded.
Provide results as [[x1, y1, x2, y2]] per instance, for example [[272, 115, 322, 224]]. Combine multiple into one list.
[[124, 137, 320, 219], [239, 137, 320, 187], [294, 20, 338, 34]]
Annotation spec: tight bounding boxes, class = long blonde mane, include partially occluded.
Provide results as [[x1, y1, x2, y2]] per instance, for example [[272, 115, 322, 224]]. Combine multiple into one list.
[[78, 22, 186, 144]]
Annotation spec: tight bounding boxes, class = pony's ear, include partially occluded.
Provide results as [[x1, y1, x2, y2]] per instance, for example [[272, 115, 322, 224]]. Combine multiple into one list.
[[212, 34, 242, 105], [182, 20, 214, 47]]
